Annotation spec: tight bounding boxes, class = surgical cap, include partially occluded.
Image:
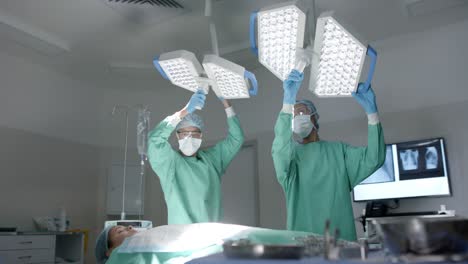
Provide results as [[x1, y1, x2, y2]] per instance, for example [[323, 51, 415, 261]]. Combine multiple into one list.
[[95, 226, 112, 264], [176, 113, 204, 132], [296, 99, 320, 129]]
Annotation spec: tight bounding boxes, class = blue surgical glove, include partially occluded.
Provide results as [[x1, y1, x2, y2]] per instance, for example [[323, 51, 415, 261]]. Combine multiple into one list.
[[352, 83, 378, 114], [185, 90, 206, 113], [283, 70, 304, 104]]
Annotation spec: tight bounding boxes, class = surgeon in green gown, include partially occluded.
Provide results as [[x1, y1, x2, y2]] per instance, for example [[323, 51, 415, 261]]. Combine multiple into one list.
[[148, 90, 244, 224], [272, 70, 386, 241]]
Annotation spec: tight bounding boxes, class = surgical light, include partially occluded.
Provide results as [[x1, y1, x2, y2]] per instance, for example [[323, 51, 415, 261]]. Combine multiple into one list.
[[250, 2, 307, 81], [154, 51, 259, 100], [153, 50, 208, 94], [310, 13, 377, 97], [202, 55, 258, 99]]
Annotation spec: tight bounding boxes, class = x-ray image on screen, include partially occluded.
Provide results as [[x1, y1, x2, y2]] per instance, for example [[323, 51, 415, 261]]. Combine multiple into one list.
[[425, 146, 438, 169], [361, 146, 395, 184], [397, 139, 444, 181], [353, 138, 450, 201], [399, 149, 419, 171]]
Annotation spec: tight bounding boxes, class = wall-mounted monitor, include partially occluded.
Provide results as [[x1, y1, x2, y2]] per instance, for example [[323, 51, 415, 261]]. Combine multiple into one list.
[[353, 137, 450, 202]]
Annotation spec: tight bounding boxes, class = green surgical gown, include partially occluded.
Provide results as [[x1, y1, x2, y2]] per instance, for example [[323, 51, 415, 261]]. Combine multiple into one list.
[[272, 112, 385, 241], [147, 115, 244, 224]]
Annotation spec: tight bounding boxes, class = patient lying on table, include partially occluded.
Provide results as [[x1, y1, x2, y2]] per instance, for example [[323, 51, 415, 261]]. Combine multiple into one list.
[[95, 223, 328, 264], [95, 223, 252, 263], [95, 225, 139, 263]]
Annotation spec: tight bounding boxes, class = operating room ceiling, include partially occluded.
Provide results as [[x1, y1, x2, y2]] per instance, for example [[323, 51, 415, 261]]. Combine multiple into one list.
[[0, 0, 467, 82]]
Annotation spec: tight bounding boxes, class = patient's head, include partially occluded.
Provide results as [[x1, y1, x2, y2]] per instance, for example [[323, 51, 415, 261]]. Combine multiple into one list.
[[95, 225, 138, 263]]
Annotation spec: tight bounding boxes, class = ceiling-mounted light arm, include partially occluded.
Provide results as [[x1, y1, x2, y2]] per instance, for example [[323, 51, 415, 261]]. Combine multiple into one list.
[[153, 57, 169, 80], [310, 0, 317, 43], [205, 0, 219, 56], [303, 0, 317, 48], [244, 70, 258, 96], [209, 23, 220, 56], [363, 45, 377, 92], [204, 0, 212, 16], [249, 11, 259, 56]]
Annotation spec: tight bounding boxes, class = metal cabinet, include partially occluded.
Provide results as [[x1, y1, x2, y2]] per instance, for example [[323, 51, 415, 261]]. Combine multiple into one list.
[[0, 233, 83, 264]]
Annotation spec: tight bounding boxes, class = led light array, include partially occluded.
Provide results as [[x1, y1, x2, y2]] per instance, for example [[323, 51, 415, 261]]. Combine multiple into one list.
[[158, 58, 200, 92], [205, 63, 249, 98], [203, 55, 256, 99], [155, 51, 258, 100], [255, 3, 306, 80], [312, 14, 367, 97]]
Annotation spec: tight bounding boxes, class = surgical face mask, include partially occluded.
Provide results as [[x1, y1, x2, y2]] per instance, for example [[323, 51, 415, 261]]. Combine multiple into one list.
[[293, 115, 315, 138], [178, 137, 202, 156]]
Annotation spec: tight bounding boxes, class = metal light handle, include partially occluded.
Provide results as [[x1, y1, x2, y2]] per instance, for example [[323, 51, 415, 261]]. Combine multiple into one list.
[[295, 60, 308, 73], [153, 57, 169, 80], [244, 70, 258, 96], [363, 45, 377, 92], [294, 46, 315, 73], [249, 11, 259, 56]]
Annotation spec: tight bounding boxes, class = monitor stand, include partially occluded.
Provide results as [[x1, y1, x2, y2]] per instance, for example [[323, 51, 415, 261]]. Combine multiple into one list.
[[364, 200, 454, 218], [360, 202, 456, 234], [365, 201, 389, 217], [378, 211, 438, 217]]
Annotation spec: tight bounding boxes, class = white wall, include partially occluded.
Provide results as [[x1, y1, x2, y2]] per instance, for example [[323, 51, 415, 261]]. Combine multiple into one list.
[[0, 51, 104, 146], [0, 50, 105, 263], [0, 125, 100, 263], [370, 18, 468, 114], [95, 146, 168, 230]]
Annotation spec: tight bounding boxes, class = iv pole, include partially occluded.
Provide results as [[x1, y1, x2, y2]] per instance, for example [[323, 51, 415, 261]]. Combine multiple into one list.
[[106, 105, 153, 231], [112, 105, 130, 220], [112, 104, 150, 221]]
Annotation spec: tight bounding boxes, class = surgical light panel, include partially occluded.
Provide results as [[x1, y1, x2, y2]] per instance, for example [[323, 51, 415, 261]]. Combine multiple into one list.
[[310, 13, 376, 97], [202, 55, 258, 99], [250, 2, 306, 81], [154, 50, 208, 94]]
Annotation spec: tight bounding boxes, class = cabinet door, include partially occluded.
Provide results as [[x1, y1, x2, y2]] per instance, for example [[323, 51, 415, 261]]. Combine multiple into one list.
[[0, 235, 55, 250], [56, 233, 84, 264], [1, 249, 55, 264]]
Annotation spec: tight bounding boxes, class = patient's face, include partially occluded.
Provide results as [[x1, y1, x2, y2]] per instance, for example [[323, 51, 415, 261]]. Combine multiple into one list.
[[108, 225, 137, 250]]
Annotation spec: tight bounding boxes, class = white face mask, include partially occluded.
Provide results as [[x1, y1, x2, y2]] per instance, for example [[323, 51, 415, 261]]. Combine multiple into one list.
[[293, 115, 315, 138], [178, 137, 202, 156]]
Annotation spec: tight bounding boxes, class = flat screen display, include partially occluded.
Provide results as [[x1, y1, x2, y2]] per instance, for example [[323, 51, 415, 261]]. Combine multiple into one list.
[[353, 138, 450, 201]]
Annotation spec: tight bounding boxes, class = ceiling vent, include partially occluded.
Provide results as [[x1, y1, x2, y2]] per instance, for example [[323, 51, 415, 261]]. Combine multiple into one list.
[[107, 0, 184, 9], [102, 0, 188, 25]]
